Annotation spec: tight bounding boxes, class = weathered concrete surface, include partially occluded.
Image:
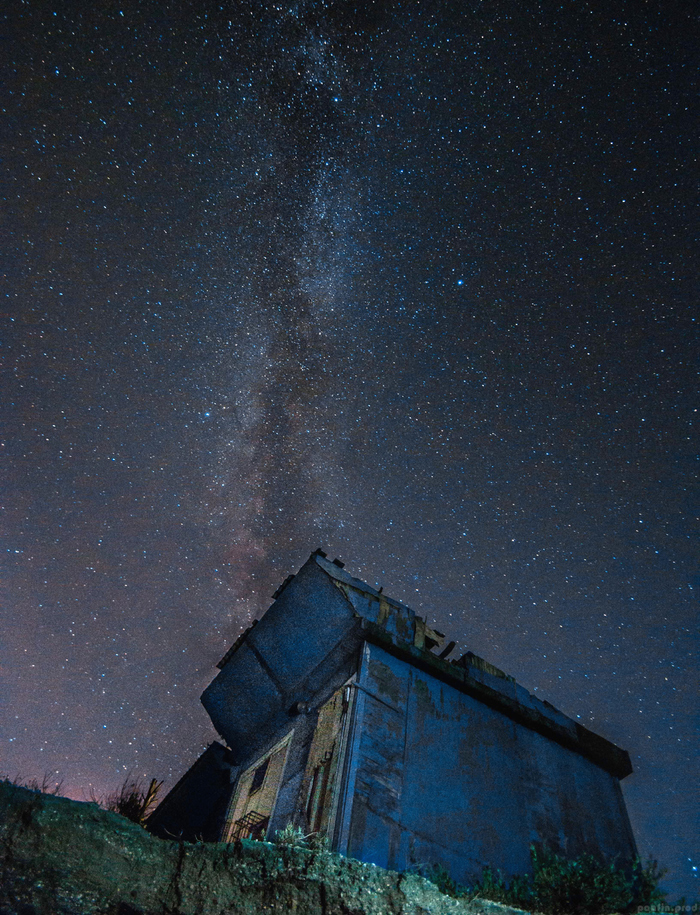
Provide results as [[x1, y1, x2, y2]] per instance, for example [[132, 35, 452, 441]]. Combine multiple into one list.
[[345, 642, 637, 884], [0, 781, 528, 915]]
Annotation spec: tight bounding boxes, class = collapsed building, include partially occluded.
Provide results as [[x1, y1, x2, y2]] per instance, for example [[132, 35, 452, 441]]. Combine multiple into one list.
[[148, 549, 637, 883]]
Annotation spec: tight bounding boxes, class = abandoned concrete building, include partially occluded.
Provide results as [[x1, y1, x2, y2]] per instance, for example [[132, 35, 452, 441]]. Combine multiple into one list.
[[148, 549, 637, 883]]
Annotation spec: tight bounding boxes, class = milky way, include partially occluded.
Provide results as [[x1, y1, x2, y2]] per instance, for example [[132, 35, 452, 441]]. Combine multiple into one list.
[[3, 0, 697, 898]]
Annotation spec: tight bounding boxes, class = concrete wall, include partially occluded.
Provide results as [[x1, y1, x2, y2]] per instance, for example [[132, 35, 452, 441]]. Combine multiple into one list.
[[201, 557, 362, 758], [345, 642, 637, 884]]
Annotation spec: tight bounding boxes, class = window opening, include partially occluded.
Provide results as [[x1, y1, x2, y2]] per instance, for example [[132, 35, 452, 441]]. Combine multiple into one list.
[[249, 758, 269, 795]]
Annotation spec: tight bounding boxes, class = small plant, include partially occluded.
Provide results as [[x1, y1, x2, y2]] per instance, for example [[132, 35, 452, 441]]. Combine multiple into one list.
[[629, 856, 668, 911], [273, 824, 332, 854], [425, 863, 464, 898], [468, 865, 529, 907], [306, 832, 331, 853], [102, 776, 163, 826], [274, 822, 309, 847]]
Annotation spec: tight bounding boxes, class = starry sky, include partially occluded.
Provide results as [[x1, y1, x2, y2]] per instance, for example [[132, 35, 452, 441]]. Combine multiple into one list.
[[2, 0, 697, 899]]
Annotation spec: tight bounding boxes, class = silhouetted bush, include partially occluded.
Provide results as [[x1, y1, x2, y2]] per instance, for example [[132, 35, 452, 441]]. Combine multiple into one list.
[[102, 776, 162, 826]]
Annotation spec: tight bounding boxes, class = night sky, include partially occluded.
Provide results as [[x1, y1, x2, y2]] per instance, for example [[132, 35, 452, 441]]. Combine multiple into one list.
[[3, 0, 697, 899]]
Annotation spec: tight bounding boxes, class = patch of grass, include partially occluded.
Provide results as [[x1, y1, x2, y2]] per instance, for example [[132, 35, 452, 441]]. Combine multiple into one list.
[[3, 772, 163, 828], [425, 847, 669, 915], [2, 773, 64, 796], [425, 862, 464, 898], [470, 864, 536, 909]]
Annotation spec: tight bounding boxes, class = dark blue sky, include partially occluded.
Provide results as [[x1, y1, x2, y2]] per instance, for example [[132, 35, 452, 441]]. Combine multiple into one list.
[[3, 0, 697, 899]]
